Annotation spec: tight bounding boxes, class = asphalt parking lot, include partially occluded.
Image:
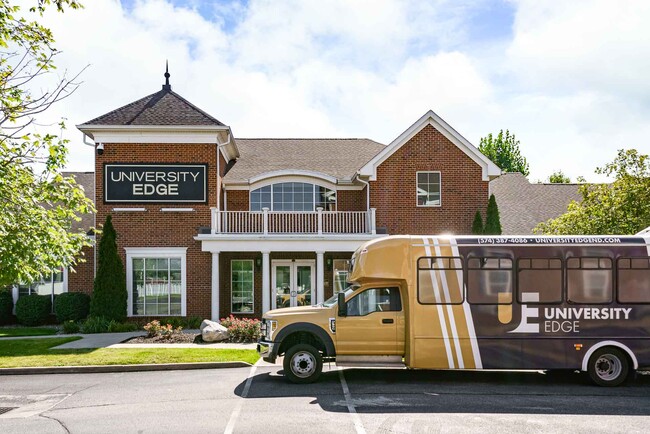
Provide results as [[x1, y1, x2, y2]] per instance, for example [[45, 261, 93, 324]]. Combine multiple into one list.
[[1, 363, 649, 433]]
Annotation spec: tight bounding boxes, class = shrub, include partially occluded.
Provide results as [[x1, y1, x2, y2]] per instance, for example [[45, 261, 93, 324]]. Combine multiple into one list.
[[90, 215, 127, 322], [143, 320, 182, 340], [219, 315, 261, 342], [107, 321, 138, 333], [54, 292, 90, 323], [81, 316, 110, 334], [15, 294, 52, 326], [159, 317, 184, 329], [62, 320, 81, 334], [471, 210, 484, 235], [184, 316, 202, 329], [484, 194, 502, 235], [0, 287, 14, 325]]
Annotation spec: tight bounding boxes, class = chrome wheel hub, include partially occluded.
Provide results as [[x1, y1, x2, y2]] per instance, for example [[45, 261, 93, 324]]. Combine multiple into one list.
[[291, 351, 316, 378], [595, 354, 622, 381]]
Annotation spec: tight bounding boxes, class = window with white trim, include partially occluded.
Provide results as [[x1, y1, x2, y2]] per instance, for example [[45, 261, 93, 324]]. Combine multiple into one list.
[[17, 270, 66, 308], [232, 260, 254, 313], [126, 248, 186, 316], [250, 182, 336, 211], [416, 171, 441, 206]]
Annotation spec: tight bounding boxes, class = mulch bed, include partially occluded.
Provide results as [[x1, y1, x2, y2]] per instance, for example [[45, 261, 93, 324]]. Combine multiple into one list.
[[123, 333, 202, 344], [122, 334, 257, 344]]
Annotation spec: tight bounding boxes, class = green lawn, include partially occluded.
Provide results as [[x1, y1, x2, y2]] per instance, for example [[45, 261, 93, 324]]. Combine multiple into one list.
[[0, 337, 260, 368], [0, 327, 58, 337]]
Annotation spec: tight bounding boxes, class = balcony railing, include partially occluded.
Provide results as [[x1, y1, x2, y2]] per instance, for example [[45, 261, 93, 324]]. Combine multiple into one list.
[[210, 207, 376, 235]]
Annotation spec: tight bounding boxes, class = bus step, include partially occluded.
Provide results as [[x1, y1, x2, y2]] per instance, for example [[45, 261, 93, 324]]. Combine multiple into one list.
[[335, 355, 405, 368]]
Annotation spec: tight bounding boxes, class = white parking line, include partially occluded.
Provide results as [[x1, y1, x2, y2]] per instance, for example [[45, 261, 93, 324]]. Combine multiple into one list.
[[338, 369, 366, 434], [224, 365, 257, 434]]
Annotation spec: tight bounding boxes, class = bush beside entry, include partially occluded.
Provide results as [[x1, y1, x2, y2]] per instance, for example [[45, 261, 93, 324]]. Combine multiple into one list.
[[90, 215, 127, 322], [0, 288, 14, 325], [15, 294, 52, 326], [54, 292, 90, 323]]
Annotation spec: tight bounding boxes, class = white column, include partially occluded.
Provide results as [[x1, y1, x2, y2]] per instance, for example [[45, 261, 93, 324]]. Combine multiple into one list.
[[316, 251, 325, 304], [211, 252, 220, 321], [262, 251, 271, 314]]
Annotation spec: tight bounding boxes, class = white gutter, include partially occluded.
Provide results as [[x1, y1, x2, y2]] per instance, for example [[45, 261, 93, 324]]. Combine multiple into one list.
[[216, 132, 232, 211]]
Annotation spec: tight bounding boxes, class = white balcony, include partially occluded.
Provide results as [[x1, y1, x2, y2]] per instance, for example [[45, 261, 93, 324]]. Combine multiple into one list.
[[210, 207, 376, 235]]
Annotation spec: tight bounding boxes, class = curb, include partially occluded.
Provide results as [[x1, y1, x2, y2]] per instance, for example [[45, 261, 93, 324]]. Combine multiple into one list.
[[0, 361, 252, 375]]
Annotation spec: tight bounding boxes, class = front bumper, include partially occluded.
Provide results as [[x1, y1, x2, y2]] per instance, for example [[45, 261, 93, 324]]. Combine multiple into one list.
[[257, 339, 278, 363]]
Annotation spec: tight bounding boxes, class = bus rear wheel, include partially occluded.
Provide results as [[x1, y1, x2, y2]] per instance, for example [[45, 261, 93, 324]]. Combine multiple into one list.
[[283, 344, 323, 384], [587, 347, 629, 387]]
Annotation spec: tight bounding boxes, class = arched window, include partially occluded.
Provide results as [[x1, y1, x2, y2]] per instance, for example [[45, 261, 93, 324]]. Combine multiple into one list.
[[250, 182, 336, 211]]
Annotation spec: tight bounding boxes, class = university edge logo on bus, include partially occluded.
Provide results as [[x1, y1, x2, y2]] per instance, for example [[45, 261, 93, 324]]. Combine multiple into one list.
[[504, 291, 633, 334]]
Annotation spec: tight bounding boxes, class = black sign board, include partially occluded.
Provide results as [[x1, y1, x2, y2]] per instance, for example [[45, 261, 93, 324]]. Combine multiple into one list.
[[105, 164, 207, 203]]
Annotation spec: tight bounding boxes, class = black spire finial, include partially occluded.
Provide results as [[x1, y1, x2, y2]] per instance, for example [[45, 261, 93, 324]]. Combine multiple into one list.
[[162, 60, 171, 91]]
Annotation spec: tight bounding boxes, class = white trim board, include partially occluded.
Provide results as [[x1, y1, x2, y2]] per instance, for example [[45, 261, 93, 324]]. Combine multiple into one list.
[[125, 247, 188, 317], [358, 110, 501, 182]]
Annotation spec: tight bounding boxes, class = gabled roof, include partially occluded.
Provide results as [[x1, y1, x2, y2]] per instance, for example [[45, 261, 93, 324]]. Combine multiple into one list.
[[358, 110, 501, 181], [62, 172, 95, 234], [81, 87, 225, 126], [490, 173, 582, 234], [223, 138, 385, 184]]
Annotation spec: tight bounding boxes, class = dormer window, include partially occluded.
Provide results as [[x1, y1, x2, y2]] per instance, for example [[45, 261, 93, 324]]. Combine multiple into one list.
[[250, 182, 336, 211]]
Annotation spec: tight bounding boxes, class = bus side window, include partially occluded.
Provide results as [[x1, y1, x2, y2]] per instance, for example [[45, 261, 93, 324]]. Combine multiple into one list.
[[517, 258, 562, 304], [567, 257, 612, 304], [417, 257, 463, 304], [467, 257, 513, 304], [617, 257, 650, 303], [346, 287, 401, 316]]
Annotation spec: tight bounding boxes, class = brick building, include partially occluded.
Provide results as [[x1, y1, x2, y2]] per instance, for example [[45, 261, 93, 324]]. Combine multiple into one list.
[[68, 74, 500, 320]]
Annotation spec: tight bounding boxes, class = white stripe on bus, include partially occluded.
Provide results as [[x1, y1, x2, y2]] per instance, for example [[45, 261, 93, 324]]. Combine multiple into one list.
[[433, 237, 464, 369], [450, 238, 483, 369], [423, 236, 454, 369]]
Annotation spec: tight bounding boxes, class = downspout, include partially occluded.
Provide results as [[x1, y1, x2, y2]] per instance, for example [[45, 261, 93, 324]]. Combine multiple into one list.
[[81, 132, 98, 279], [356, 175, 373, 234], [216, 132, 232, 212], [356, 175, 371, 211]]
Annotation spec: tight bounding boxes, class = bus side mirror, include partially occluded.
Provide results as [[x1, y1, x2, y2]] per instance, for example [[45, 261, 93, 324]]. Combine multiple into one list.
[[337, 292, 347, 317]]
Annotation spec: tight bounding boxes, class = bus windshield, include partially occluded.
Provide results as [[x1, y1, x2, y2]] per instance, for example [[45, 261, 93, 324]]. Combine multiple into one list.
[[321, 285, 358, 307]]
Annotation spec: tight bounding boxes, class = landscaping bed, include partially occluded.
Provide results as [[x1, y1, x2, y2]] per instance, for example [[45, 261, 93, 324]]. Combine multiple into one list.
[[124, 333, 201, 344]]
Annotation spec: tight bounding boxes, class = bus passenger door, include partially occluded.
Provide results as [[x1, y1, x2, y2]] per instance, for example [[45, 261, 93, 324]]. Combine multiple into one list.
[[336, 287, 403, 355]]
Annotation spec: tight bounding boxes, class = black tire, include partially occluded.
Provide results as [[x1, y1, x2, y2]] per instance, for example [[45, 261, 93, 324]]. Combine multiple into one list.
[[283, 344, 323, 384], [587, 347, 629, 387]]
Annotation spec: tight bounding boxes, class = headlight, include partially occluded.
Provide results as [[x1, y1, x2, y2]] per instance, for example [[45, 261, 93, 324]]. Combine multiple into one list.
[[266, 320, 278, 339]]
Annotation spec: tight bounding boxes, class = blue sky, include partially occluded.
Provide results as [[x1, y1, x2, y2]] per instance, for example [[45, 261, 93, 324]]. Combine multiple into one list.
[[37, 0, 650, 182]]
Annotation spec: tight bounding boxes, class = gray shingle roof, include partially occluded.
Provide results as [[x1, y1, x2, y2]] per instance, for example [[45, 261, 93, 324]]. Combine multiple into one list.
[[62, 172, 95, 234], [223, 138, 386, 182], [81, 88, 225, 126], [490, 173, 582, 234]]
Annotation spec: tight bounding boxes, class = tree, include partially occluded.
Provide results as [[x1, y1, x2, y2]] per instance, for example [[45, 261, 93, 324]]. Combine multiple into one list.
[[90, 215, 126, 322], [535, 149, 650, 235], [548, 170, 570, 183], [484, 194, 502, 235], [479, 130, 530, 176], [0, 0, 92, 287], [471, 210, 483, 235]]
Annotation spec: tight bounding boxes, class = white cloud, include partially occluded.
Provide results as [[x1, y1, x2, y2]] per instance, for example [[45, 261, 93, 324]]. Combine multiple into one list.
[[26, 0, 650, 183]]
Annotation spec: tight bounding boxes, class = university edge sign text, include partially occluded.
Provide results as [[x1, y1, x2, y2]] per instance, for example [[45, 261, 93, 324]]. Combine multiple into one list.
[[104, 164, 207, 203]]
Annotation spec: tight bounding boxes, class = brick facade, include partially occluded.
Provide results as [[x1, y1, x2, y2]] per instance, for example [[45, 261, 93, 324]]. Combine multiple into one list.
[[67, 245, 95, 295], [370, 124, 488, 235], [66, 103, 491, 320], [94, 142, 218, 320]]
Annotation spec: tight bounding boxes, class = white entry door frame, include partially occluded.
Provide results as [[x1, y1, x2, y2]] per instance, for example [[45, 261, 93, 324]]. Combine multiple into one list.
[[271, 260, 315, 310]]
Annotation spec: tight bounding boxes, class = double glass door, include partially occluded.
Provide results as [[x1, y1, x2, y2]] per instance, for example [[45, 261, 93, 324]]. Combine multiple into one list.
[[272, 260, 315, 309]]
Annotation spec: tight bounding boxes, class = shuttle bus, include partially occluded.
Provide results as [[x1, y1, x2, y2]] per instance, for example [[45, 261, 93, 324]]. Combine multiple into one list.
[[257, 235, 650, 386]]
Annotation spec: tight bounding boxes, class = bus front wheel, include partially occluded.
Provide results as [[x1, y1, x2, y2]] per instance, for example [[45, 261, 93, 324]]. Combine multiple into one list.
[[587, 347, 629, 387], [283, 344, 323, 384]]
